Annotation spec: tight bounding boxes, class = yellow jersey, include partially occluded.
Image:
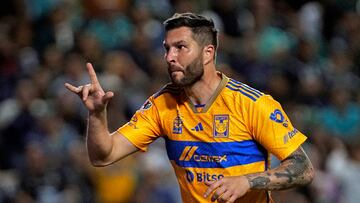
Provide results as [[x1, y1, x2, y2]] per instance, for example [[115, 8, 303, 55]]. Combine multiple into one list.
[[118, 73, 307, 203]]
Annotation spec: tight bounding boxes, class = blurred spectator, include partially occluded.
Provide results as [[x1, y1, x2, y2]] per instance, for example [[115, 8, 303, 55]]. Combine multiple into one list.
[[320, 86, 360, 143], [85, 0, 134, 50], [16, 141, 67, 203], [0, 78, 40, 169], [323, 44, 360, 93], [41, 45, 64, 77], [101, 51, 150, 117], [307, 141, 341, 203], [75, 31, 104, 67], [289, 37, 327, 106], [129, 5, 164, 50], [0, 25, 19, 101], [298, 1, 323, 41], [327, 140, 360, 203], [62, 140, 97, 203], [98, 51, 127, 130]]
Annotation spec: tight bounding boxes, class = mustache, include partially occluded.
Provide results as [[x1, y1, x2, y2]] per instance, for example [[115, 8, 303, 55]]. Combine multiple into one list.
[[168, 64, 183, 72]]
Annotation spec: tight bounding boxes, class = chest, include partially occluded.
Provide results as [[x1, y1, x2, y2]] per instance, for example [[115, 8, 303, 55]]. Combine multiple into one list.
[[159, 102, 251, 142]]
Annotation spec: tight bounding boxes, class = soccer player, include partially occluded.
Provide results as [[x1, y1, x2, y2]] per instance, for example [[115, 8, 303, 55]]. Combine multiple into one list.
[[65, 13, 314, 203]]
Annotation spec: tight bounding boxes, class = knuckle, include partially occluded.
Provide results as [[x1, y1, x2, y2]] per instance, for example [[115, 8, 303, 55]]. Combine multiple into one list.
[[211, 193, 219, 201]]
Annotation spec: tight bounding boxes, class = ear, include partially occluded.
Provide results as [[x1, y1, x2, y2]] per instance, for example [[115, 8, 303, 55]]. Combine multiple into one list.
[[203, 45, 215, 65]]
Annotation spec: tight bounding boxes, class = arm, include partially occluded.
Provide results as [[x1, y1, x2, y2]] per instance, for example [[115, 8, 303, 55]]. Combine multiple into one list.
[[65, 63, 138, 167], [245, 147, 314, 190], [87, 111, 138, 166], [204, 146, 314, 203]]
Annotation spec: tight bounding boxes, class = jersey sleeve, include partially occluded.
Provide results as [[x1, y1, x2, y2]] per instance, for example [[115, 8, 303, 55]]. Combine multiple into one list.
[[247, 95, 307, 160], [117, 96, 162, 152]]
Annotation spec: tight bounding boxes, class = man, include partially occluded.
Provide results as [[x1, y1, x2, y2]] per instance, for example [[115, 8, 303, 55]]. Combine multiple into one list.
[[65, 13, 314, 203]]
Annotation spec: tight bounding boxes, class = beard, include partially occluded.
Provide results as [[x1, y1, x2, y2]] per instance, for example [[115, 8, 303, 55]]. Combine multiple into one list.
[[168, 54, 204, 87]]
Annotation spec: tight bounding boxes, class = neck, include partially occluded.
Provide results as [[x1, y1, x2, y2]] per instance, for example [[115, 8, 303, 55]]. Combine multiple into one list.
[[184, 66, 221, 105]]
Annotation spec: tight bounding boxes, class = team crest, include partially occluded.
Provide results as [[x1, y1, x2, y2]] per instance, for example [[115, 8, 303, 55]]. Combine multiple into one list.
[[172, 115, 183, 134], [213, 115, 229, 138]]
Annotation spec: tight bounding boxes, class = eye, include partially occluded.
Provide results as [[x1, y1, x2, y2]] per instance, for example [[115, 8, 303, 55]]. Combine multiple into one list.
[[177, 45, 185, 49]]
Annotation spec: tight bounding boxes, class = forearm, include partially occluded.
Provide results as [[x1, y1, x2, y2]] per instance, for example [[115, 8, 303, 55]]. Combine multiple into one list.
[[86, 110, 113, 166], [245, 148, 314, 190]]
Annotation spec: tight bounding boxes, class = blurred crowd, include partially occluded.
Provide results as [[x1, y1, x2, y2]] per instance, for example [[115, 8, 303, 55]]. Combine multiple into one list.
[[0, 0, 360, 202]]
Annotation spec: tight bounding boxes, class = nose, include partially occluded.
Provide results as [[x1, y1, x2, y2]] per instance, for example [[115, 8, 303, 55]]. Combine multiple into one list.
[[165, 48, 177, 64]]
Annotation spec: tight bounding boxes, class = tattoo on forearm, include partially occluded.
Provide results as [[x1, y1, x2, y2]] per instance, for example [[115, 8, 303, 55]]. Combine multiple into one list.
[[246, 148, 313, 190], [274, 153, 309, 184], [274, 169, 293, 183], [249, 177, 271, 188]]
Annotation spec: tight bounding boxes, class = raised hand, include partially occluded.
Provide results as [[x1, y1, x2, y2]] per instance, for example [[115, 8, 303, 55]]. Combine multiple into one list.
[[204, 176, 250, 203], [65, 63, 114, 113]]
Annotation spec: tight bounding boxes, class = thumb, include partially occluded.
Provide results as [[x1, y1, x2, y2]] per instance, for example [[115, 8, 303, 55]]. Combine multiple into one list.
[[102, 91, 114, 103]]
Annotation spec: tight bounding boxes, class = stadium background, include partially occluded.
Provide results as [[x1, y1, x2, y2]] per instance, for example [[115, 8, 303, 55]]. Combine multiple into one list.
[[0, 0, 359, 202]]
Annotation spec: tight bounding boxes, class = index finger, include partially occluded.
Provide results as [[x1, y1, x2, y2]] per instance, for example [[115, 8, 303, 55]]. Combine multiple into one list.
[[86, 62, 99, 84]]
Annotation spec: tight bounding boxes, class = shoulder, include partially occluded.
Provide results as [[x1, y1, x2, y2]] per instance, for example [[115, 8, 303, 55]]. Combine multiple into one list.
[[143, 83, 184, 111], [224, 77, 265, 103], [153, 83, 184, 100]]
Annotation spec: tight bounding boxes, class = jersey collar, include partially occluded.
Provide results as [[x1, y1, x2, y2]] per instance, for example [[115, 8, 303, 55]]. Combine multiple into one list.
[[187, 72, 229, 113]]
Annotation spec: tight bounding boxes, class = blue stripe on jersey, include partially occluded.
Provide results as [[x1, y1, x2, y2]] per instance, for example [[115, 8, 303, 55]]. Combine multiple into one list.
[[226, 85, 257, 101], [228, 81, 262, 98], [242, 84, 264, 97], [228, 80, 262, 98], [229, 79, 263, 97], [165, 139, 266, 168]]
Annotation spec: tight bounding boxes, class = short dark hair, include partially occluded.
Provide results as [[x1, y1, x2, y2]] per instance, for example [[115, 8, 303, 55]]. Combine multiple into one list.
[[163, 12, 218, 49]]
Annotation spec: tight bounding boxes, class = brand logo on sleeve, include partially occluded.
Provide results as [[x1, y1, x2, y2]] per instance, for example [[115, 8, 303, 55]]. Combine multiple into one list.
[[283, 128, 298, 143], [270, 109, 289, 127], [213, 115, 229, 138], [270, 109, 284, 123]]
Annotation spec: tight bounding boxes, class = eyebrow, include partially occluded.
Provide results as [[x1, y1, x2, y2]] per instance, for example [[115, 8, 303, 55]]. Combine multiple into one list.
[[163, 40, 188, 47]]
